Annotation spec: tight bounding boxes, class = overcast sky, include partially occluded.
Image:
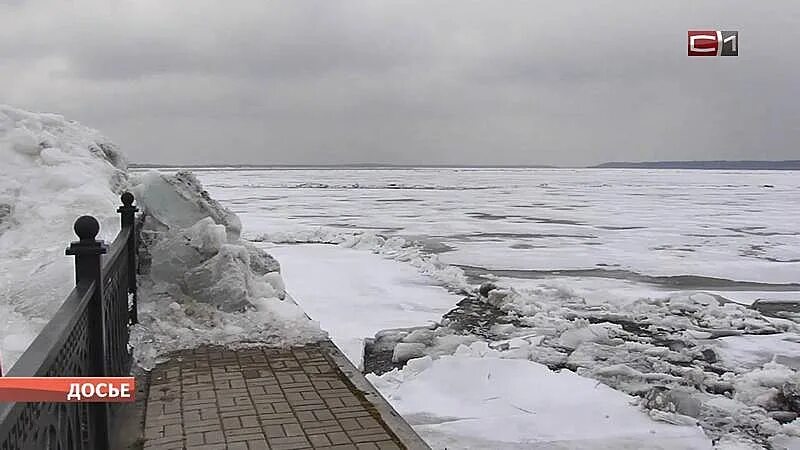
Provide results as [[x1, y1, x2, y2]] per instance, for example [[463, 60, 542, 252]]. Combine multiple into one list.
[[1, 1, 797, 166]]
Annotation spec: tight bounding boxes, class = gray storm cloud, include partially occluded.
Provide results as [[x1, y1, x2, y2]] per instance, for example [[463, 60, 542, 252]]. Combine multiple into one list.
[[0, 0, 797, 165]]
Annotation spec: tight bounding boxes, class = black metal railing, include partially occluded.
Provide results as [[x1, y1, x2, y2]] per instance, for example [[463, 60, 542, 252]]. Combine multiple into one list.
[[0, 193, 140, 450]]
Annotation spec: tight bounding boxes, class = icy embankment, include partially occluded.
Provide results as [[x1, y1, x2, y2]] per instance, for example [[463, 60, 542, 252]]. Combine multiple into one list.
[[128, 171, 327, 369], [0, 105, 127, 370], [256, 228, 800, 448], [487, 286, 800, 448], [0, 105, 324, 373]]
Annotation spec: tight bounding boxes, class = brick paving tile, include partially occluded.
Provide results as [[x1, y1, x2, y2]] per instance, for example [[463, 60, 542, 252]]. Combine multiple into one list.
[[247, 439, 270, 450], [141, 344, 413, 449], [350, 434, 396, 444], [304, 425, 345, 435], [327, 431, 353, 445]]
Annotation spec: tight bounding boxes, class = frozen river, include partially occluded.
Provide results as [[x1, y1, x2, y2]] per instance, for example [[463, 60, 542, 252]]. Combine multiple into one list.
[[194, 167, 800, 304]]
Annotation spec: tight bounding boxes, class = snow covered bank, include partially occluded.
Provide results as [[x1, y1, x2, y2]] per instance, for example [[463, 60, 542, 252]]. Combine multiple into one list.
[[0, 105, 127, 369], [128, 171, 326, 369], [368, 344, 712, 449]]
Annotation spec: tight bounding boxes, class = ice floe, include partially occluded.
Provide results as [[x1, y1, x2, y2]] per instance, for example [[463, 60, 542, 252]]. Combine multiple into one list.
[[367, 342, 712, 449]]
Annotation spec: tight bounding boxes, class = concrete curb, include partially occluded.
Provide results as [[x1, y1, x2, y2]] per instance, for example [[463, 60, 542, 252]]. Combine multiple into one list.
[[112, 368, 150, 449], [319, 341, 431, 450]]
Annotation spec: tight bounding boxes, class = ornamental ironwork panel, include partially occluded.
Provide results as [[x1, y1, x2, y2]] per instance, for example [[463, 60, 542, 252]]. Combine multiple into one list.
[[0, 293, 94, 450], [0, 193, 140, 450], [101, 243, 132, 379]]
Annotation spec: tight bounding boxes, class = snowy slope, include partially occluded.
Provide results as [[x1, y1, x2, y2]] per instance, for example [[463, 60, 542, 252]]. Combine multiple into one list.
[[0, 105, 127, 370]]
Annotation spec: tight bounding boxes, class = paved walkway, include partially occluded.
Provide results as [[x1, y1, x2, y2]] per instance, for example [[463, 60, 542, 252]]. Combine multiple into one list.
[[142, 343, 426, 450]]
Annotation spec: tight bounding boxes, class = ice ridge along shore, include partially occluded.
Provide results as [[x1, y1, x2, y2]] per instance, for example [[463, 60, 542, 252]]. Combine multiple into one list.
[[257, 227, 800, 448], [129, 170, 327, 368]]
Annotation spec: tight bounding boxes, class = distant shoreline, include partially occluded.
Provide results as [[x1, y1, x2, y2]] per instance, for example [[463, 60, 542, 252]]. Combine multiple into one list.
[[592, 160, 800, 170], [130, 160, 800, 170]]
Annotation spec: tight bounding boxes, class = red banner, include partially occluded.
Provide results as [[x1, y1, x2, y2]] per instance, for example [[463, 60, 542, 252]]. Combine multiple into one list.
[[0, 377, 136, 402]]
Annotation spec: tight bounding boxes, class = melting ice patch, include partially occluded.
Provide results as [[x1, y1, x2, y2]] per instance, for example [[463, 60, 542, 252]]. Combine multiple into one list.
[[128, 171, 326, 369], [129, 281, 325, 370]]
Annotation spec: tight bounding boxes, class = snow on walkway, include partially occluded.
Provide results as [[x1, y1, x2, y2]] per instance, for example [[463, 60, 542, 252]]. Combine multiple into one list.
[[262, 243, 460, 367], [262, 242, 713, 449]]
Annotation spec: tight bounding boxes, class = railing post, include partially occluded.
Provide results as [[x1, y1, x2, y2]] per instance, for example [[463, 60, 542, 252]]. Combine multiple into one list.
[[65, 216, 111, 450], [118, 192, 139, 324]]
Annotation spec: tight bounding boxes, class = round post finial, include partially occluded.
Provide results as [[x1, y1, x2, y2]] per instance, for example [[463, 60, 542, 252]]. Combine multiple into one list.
[[74, 215, 100, 241], [121, 192, 134, 207]]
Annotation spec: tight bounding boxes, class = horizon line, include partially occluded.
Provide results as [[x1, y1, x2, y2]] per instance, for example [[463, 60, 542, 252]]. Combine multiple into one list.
[[129, 159, 800, 170]]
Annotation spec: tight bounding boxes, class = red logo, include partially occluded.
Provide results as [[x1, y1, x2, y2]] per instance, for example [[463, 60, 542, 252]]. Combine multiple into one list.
[[688, 30, 720, 56], [688, 30, 738, 56]]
